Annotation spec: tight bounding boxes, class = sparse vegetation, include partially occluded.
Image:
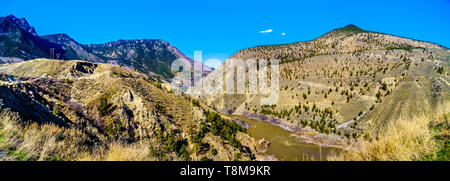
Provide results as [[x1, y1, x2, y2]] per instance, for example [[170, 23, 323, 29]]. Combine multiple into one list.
[[98, 95, 113, 116], [65, 79, 73, 84], [207, 111, 246, 150], [437, 66, 444, 74], [332, 114, 442, 161]]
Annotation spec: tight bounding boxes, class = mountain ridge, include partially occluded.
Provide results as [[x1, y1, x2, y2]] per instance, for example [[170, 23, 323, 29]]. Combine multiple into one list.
[[230, 24, 447, 58], [229, 24, 448, 62], [0, 15, 210, 79], [0, 15, 65, 61]]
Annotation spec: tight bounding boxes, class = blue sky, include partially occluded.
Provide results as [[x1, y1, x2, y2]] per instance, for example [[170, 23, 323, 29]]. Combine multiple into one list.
[[1, 0, 449, 64]]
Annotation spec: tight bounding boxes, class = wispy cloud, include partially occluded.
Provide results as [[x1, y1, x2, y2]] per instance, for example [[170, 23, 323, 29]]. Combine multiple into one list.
[[260, 29, 273, 33], [281, 32, 286, 36]]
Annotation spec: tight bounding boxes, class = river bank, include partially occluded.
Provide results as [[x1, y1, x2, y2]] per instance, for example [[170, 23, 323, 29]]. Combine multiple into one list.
[[233, 111, 352, 151], [225, 113, 345, 161]]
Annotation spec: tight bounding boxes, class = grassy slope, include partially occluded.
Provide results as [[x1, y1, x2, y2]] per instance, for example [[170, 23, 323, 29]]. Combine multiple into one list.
[[333, 60, 449, 160]]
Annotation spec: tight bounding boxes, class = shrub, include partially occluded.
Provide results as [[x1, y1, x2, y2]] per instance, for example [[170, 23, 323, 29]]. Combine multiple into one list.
[[178, 144, 190, 159], [65, 79, 73, 84], [155, 82, 163, 89], [98, 96, 113, 116], [234, 152, 241, 160], [381, 83, 387, 91], [155, 102, 166, 115], [210, 148, 218, 156], [437, 67, 444, 74], [166, 130, 177, 152], [106, 119, 114, 136], [192, 100, 200, 107], [376, 91, 382, 102], [52, 107, 60, 117]]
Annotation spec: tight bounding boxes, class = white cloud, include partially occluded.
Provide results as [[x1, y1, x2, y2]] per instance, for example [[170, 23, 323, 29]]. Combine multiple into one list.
[[203, 58, 223, 69], [260, 29, 273, 33], [281, 32, 286, 36]]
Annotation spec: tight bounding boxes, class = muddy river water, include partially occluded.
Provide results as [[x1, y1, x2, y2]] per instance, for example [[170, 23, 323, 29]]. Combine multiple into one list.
[[229, 114, 341, 161]]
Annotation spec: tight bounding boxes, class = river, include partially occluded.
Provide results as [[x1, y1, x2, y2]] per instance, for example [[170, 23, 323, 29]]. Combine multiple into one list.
[[229, 114, 341, 161]]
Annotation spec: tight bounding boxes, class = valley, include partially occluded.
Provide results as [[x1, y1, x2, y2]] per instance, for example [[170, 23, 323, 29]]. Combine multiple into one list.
[[227, 114, 340, 161], [197, 25, 450, 160], [0, 14, 448, 161]]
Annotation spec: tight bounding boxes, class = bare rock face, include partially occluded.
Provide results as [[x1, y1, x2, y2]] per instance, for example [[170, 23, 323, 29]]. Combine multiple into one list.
[[232, 118, 251, 129], [234, 131, 279, 161], [236, 132, 270, 154], [0, 15, 65, 60], [114, 89, 161, 139], [203, 132, 238, 161], [74, 62, 98, 74], [0, 84, 66, 126]]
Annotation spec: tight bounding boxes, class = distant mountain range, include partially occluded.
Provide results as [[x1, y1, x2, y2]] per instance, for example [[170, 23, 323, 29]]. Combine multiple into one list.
[[0, 15, 210, 78]]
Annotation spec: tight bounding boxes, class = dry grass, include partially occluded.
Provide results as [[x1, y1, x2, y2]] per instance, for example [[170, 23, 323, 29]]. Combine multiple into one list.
[[77, 142, 148, 161], [330, 102, 449, 161], [348, 115, 434, 161], [76, 141, 178, 161], [0, 109, 171, 161], [0, 109, 89, 160]]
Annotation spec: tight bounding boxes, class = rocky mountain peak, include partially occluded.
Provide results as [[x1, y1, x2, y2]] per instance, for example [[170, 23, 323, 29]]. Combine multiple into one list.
[[344, 24, 360, 29], [0, 14, 37, 36], [327, 24, 366, 35]]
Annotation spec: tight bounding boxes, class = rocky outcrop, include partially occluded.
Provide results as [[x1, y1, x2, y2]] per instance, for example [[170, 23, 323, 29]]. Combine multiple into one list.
[[0, 15, 65, 60], [0, 83, 67, 126]]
